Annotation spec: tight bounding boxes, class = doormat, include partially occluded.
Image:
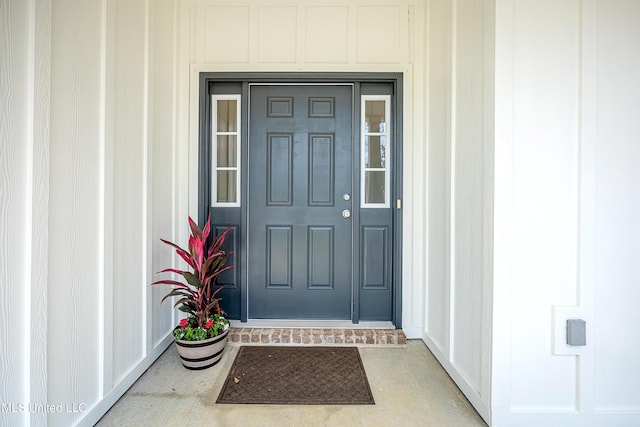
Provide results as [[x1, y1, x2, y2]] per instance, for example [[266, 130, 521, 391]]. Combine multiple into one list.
[[216, 346, 375, 405]]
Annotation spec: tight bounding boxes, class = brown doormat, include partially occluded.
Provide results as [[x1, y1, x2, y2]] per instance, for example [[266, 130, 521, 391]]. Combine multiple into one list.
[[216, 346, 375, 405]]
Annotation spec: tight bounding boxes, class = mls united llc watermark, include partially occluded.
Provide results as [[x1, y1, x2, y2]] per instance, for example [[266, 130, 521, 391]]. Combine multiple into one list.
[[1, 402, 87, 414]]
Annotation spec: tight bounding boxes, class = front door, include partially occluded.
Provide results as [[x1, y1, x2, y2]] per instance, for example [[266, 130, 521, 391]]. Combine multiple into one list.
[[248, 85, 353, 319], [201, 74, 400, 324]]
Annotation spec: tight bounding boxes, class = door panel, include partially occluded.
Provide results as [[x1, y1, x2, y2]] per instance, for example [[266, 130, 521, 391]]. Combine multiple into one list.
[[308, 226, 334, 289], [266, 226, 292, 288], [248, 85, 353, 319], [309, 134, 334, 205], [362, 226, 388, 289], [266, 134, 293, 205]]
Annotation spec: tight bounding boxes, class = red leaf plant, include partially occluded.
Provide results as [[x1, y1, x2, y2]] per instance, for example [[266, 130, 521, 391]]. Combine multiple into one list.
[[152, 215, 233, 339]]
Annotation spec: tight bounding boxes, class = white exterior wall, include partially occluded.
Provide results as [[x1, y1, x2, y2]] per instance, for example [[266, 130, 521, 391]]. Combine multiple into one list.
[[1, 1, 47, 425], [424, 0, 494, 421], [1, 0, 178, 425], [6, 0, 639, 426], [47, 0, 103, 425], [2, 0, 496, 425], [493, 0, 640, 425]]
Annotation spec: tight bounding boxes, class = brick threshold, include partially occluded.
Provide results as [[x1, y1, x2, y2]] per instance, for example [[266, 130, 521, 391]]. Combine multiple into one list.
[[227, 327, 407, 348]]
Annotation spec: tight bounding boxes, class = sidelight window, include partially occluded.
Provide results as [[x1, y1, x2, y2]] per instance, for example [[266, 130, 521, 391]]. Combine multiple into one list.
[[361, 95, 391, 208], [212, 94, 241, 206]]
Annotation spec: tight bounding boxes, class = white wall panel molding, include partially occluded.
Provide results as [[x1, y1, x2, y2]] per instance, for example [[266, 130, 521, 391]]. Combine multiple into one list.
[[150, 0, 179, 348], [3, 0, 201, 425], [480, 0, 495, 414], [424, 0, 493, 423], [356, 5, 402, 64], [178, 2, 194, 244], [305, 6, 349, 63], [108, 0, 171, 388], [573, 0, 597, 413], [402, 5, 427, 339], [494, 0, 640, 424], [204, 6, 250, 63], [186, 0, 415, 69], [188, 66, 201, 221], [453, 0, 493, 397], [447, 0, 457, 366], [45, 0, 178, 424], [426, 0, 453, 355], [28, 0, 52, 425], [111, 0, 147, 385], [492, 0, 515, 424], [589, 0, 640, 415], [1, 1, 36, 425], [494, 0, 581, 415], [257, 6, 297, 63], [100, 0, 116, 396], [143, 0, 153, 360], [48, 0, 105, 422]]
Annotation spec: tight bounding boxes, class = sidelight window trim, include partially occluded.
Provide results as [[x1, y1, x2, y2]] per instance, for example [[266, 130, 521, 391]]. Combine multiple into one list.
[[211, 94, 242, 207], [361, 95, 391, 208]]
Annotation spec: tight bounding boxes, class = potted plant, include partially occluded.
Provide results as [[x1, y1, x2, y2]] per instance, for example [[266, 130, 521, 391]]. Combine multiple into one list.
[[152, 215, 233, 370]]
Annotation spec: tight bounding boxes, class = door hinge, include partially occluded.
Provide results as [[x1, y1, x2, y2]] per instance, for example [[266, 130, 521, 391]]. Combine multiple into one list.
[[396, 199, 402, 209]]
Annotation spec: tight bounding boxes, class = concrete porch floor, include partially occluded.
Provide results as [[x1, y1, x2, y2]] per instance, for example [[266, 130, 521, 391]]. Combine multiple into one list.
[[96, 340, 487, 427]]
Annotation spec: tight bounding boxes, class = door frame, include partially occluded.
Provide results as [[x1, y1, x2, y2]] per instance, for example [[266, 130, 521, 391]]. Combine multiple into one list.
[[198, 72, 403, 327]]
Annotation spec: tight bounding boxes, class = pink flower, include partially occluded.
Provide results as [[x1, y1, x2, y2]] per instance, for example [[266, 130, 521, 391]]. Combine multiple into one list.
[[205, 319, 213, 329], [179, 318, 188, 328]]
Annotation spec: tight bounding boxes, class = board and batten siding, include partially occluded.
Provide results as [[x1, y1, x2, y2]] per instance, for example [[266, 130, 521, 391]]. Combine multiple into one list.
[[2, 0, 494, 425], [1, 0, 177, 425], [1, 0, 55, 426], [1, 1, 48, 425], [424, 0, 494, 421], [493, 0, 640, 425]]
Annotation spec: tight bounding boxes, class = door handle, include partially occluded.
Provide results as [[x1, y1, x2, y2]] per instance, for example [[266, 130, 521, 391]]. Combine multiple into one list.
[[341, 209, 351, 219]]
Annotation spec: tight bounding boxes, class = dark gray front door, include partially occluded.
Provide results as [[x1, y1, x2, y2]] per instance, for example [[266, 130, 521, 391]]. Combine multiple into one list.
[[248, 85, 353, 319]]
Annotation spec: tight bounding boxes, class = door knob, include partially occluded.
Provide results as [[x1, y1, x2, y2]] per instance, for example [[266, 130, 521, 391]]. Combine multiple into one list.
[[343, 193, 351, 201], [341, 209, 351, 219]]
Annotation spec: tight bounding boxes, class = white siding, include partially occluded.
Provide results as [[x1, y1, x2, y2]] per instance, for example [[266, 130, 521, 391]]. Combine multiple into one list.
[[7, 0, 640, 426], [493, 0, 640, 425], [48, 0, 103, 424], [305, 6, 349, 64], [592, 2, 640, 411], [424, 0, 494, 421], [150, 0, 178, 350], [1, 0, 178, 425], [1, 1, 37, 425], [110, 0, 147, 385], [183, 1, 413, 71]]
